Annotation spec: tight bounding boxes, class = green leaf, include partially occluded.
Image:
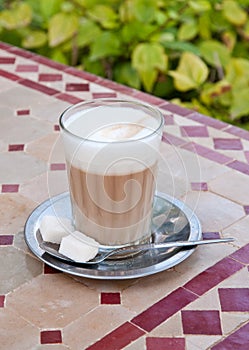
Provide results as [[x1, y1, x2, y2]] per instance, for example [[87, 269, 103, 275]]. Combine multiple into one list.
[[223, 0, 247, 26], [200, 81, 231, 106], [198, 13, 211, 39], [50, 49, 68, 64], [114, 62, 141, 89], [121, 22, 155, 42], [178, 20, 198, 41], [169, 52, 208, 91], [48, 13, 79, 47], [161, 41, 200, 56], [22, 30, 47, 48], [0, 3, 32, 30], [132, 43, 168, 91], [89, 31, 121, 60], [40, 0, 62, 22], [189, 0, 211, 13], [77, 19, 101, 47], [133, 0, 157, 23], [87, 5, 118, 29], [230, 88, 249, 119], [199, 40, 231, 68], [225, 58, 249, 89]]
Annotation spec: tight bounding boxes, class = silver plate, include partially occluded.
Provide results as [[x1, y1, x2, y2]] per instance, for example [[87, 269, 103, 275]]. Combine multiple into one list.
[[24, 192, 201, 280]]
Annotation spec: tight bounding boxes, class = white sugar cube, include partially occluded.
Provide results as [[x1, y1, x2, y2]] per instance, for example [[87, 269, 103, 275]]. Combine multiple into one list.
[[39, 215, 73, 244], [59, 231, 99, 262]]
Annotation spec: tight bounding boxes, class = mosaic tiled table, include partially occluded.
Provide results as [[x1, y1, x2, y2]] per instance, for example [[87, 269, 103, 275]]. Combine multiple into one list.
[[0, 41, 249, 350]]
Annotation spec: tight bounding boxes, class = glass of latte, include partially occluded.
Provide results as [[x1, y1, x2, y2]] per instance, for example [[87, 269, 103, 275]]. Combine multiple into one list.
[[59, 99, 164, 249]]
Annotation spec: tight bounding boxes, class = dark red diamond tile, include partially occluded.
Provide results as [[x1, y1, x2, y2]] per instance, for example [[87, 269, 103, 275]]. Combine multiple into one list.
[[16, 109, 30, 116], [15, 64, 39, 72], [163, 114, 175, 125], [227, 160, 249, 176], [131, 287, 198, 332], [181, 125, 209, 137], [0, 68, 20, 81], [8, 144, 24, 151], [54, 124, 60, 131], [100, 292, 121, 304], [202, 232, 220, 239], [0, 295, 5, 307], [86, 322, 144, 350], [40, 330, 62, 344], [214, 138, 243, 150], [38, 73, 62, 82], [0, 235, 14, 245], [211, 322, 249, 350], [219, 288, 249, 311], [2, 184, 19, 193], [55, 93, 83, 104], [183, 257, 243, 296], [0, 57, 16, 64], [243, 206, 249, 215], [191, 182, 208, 191], [229, 243, 249, 264], [66, 83, 89, 91], [19, 79, 59, 95], [146, 337, 185, 350], [50, 163, 66, 171], [244, 151, 249, 163], [92, 92, 117, 99], [182, 310, 222, 335], [44, 264, 62, 274]]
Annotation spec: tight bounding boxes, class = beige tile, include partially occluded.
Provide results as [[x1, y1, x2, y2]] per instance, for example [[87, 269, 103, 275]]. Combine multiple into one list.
[[222, 215, 249, 246], [124, 336, 146, 350], [0, 308, 39, 350], [218, 267, 249, 288], [0, 246, 42, 294], [31, 99, 70, 123], [184, 289, 220, 311], [182, 191, 245, 232], [26, 133, 60, 162], [221, 314, 249, 336], [209, 170, 249, 205], [7, 274, 99, 328], [33, 346, 69, 350], [0, 194, 36, 234], [63, 305, 136, 350], [150, 312, 183, 337], [186, 336, 221, 350]]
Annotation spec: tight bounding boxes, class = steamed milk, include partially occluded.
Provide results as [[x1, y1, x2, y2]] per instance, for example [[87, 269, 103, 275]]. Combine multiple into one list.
[[61, 105, 162, 246]]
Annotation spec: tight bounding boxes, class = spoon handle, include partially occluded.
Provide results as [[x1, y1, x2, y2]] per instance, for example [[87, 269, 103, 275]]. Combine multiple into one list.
[[116, 237, 235, 254]]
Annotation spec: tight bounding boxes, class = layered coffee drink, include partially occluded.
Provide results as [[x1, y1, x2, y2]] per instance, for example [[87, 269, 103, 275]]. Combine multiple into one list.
[[60, 100, 164, 247]]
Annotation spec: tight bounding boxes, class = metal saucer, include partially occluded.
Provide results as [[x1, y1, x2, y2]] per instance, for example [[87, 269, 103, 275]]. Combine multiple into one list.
[[24, 192, 201, 280]]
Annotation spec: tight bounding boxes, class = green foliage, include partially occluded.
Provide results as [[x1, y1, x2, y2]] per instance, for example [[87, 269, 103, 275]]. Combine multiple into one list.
[[1, 0, 249, 128]]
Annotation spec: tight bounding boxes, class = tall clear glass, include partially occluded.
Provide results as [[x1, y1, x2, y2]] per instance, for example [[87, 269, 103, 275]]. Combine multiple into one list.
[[59, 99, 164, 249]]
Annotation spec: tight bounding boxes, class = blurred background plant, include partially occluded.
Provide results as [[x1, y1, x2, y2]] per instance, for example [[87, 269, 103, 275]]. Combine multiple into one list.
[[1, 0, 249, 129]]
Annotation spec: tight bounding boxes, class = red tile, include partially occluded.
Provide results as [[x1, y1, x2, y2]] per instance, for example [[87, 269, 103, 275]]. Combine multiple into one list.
[[65, 67, 100, 83], [131, 287, 198, 332], [146, 337, 185, 350], [183, 257, 243, 296], [226, 125, 249, 141], [44, 264, 62, 274], [132, 91, 165, 105], [66, 83, 89, 91], [164, 114, 175, 125], [50, 163, 66, 171], [0, 68, 20, 81], [40, 330, 62, 344], [160, 102, 192, 116], [219, 288, 249, 311], [0, 42, 12, 50], [202, 232, 220, 239], [32, 55, 68, 71], [16, 109, 30, 116], [8, 144, 24, 151], [86, 322, 144, 350], [54, 124, 60, 131], [227, 160, 249, 176], [191, 182, 208, 191], [182, 142, 233, 164], [181, 125, 209, 137], [243, 206, 249, 215], [92, 92, 117, 99], [15, 64, 39, 72], [55, 93, 83, 104], [0, 295, 5, 307], [230, 244, 249, 264], [182, 310, 222, 335], [211, 322, 249, 350], [19, 79, 59, 95], [188, 112, 227, 130], [9, 46, 35, 59], [0, 57, 16, 64], [214, 138, 243, 150], [101, 292, 121, 304], [38, 73, 62, 82], [162, 132, 186, 147], [2, 184, 19, 193], [0, 235, 14, 245]]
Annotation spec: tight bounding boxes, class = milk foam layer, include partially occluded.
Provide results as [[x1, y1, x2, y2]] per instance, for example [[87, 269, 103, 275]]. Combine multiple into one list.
[[61, 106, 162, 175]]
